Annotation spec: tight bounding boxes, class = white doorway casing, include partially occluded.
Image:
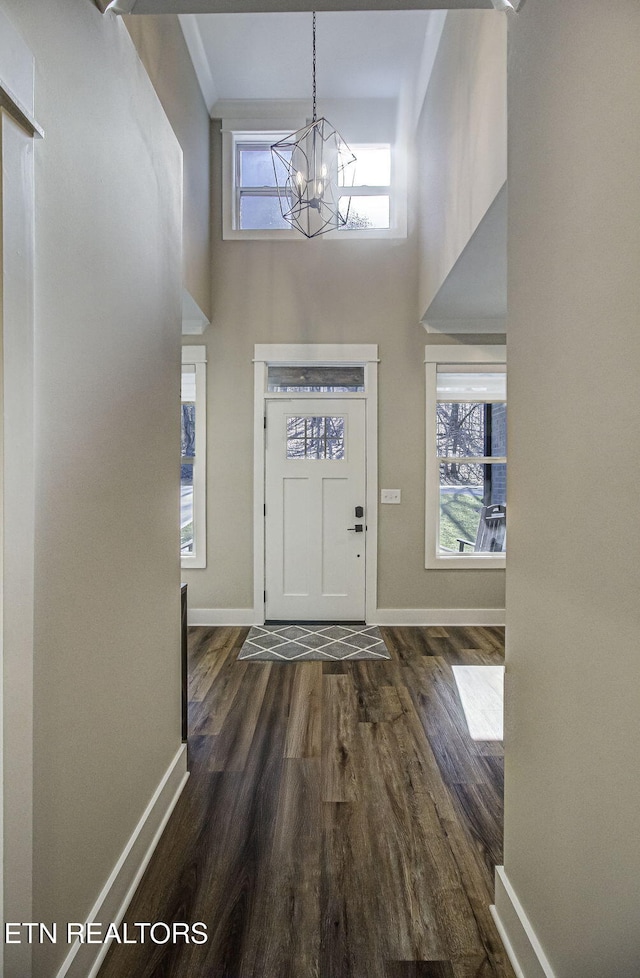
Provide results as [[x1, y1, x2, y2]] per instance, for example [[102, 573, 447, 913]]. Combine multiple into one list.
[[254, 344, 378, 624]]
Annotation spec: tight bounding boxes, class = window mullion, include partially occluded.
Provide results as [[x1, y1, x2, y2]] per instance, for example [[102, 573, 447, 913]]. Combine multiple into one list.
[[437, 456, 506, 464], [339, 186, 388, 197], [239, 188, 281, 197]]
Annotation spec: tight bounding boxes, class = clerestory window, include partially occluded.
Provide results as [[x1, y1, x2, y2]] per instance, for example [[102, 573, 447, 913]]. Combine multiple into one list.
[[223, 130, 396, 239]]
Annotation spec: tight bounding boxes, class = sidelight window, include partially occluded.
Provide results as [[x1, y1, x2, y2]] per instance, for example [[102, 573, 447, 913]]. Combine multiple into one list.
[[425, 347, 507, 569], [181, 346, 207, 569]]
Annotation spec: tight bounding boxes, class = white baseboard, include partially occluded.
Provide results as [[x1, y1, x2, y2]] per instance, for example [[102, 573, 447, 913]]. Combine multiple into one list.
[[188, 608, 505, 627], [491, 866, 556, 978], [56, 744, 189, 978], [188, 607, 258, 626], [371, 608, 505, 626]]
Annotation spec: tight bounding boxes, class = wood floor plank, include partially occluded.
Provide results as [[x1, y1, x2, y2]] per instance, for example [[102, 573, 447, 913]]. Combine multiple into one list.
[[321, 673, 359, 802], [188, 639, 232, 703], [388, 686, 510, 975], [255, 758, 321, 978], [367, 717, 483, 960], [355, 721, 450, 961], [284, 662, 323, 759], [405, 657, 487, 787], [192, 659, 248, 735], [321, 799, 390, 978], [378, 683, 405, 722], [208, 661, 273, 772], [350, 660, 386, 722], [381, 626, 443, 662], [449, 783, 504, 878], [98, 625, 515, 978], [195, 662, 293, 977], [385, 963, 456, 978], [419, 657, 504, 765]]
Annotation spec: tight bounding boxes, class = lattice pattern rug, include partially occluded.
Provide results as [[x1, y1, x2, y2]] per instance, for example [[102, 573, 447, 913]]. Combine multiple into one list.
[[238, 624, 390, 662]]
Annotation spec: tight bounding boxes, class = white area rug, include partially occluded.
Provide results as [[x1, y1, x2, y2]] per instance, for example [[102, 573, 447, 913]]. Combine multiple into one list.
[[452, 664, 504, 741], [238, 624, 390, 661]]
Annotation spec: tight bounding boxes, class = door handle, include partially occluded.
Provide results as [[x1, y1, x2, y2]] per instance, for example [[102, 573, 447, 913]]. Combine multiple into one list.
[[347, 524, 364, 533]]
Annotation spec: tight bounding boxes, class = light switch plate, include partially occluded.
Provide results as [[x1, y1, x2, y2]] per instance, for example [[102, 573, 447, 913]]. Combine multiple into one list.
[[381, 489, 401, 504]]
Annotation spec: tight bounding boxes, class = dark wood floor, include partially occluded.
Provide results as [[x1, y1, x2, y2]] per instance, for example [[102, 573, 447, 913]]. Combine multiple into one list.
[[99, 625, 514, 978]]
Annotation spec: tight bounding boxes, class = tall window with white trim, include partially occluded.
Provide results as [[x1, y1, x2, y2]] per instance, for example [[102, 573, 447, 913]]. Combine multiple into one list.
[[181, 346, 207, 569], [425, 347, 507, 569]]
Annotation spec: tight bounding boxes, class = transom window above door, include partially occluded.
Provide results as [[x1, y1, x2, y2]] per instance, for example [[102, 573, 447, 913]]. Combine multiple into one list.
[[268, 364, 365, 393]]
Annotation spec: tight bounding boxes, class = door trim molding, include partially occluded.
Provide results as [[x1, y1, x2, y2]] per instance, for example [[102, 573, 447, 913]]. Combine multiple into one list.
[[253, 344, 379, 624]]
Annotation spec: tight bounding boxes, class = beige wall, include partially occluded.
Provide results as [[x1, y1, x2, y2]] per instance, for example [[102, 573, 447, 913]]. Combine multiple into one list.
[[416, 10, 506, 320], [125, 14, 211, 321], [1, 100, 36, 978], [0, 1, 184, 974], [504, 1, 640, 975], [182, 122, 505, 614]]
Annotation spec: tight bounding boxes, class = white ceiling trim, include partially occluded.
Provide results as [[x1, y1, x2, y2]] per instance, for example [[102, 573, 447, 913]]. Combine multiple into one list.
[[105, 0, 136, 12], [490, 0, 525, 10], [122, 1, 494, 11], [178, 14, 218, 113]]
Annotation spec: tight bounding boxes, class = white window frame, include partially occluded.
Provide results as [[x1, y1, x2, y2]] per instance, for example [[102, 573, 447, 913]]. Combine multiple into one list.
[[222, 126, 403, 241], [425, 345, 507, 570], [222, 126, 301, 241], [325, 141, 394, 239], [181, 345, 207, 570]]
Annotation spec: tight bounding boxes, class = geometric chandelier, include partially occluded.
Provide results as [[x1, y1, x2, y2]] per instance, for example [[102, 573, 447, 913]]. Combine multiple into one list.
[[271, 13, 357, 238]]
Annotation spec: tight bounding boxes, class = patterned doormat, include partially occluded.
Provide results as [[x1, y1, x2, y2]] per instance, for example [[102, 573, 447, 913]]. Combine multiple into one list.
[[238, 624, 390, 662]]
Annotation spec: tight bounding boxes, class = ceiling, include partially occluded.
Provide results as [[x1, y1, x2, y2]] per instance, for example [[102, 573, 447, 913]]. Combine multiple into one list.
[[177, 10, 455, 119], [190, 11, 435, 105]]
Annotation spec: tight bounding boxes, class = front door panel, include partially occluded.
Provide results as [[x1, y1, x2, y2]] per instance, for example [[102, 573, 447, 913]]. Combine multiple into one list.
[[265, 398, 366, 621]]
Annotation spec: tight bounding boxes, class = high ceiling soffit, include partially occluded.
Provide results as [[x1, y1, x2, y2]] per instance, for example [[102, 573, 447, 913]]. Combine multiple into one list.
[[99, 0, 493, 14], [422, 184, 507, 333]]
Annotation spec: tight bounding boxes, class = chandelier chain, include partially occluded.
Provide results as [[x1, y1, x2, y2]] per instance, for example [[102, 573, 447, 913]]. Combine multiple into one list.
[[312, 11, 317, 122]]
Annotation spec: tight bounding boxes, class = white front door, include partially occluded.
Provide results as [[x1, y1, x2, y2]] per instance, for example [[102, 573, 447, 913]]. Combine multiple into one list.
[[265, 397, 367, 621]]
